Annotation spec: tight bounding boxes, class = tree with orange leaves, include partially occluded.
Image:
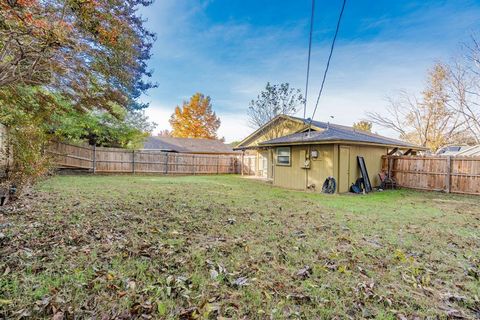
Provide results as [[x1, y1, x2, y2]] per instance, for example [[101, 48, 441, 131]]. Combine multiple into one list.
[[169, 93, 221, 139]]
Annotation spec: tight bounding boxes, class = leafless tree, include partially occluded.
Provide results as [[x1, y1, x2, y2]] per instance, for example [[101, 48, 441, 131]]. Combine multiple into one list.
[[366, 64, 471, 151], [446, 35, 480, 143]]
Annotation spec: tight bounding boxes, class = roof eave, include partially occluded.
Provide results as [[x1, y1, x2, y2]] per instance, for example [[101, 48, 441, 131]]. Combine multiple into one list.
[[258, 140, 427, 150], [233, 145, 270, 151]]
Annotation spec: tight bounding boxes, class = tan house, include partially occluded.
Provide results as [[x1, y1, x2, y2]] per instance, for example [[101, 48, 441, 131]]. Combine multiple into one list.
[[235, 115, 424, 193]]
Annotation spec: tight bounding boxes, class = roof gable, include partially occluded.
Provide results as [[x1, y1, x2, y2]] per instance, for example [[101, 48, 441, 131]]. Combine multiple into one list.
[[235, 115, 322, 149]]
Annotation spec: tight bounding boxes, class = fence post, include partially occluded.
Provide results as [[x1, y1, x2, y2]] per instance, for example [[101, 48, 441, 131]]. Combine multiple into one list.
[[445, 156, 451, 193], [164, 153, 169, 174], [387, 156, 393, 180], [132, 150, 135, 174], [92, 143, 97, 174], [241, 152, 244, 175], [216, 156, 219, 174], [192, 155, 195, 175]]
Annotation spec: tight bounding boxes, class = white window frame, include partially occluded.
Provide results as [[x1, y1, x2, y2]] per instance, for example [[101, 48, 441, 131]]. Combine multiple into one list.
[[276, 147, 291, 166]]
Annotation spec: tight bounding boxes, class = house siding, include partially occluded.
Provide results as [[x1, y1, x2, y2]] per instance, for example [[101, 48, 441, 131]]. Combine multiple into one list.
[[306, 145, 335, 189], [344, 145, 387, 190], [273, 146, 307, 190], [237, 117, 308, 179], [271, 143, 387, 192]]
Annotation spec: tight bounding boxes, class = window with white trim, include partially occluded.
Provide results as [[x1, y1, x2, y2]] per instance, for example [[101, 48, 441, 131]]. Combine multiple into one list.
[[276, 147, 291, 166]]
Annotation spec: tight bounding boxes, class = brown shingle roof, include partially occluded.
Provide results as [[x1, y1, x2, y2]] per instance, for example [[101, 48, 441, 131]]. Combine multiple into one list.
[[235, 115, 425, 150], [143, 136, 239, 154]]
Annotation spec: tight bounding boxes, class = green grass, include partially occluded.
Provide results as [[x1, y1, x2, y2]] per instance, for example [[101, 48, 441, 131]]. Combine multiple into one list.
[[0, 175, 479, 319]]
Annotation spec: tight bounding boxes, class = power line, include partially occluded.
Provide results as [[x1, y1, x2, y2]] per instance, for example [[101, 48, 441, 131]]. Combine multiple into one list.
[[308, 0, 347, 128], [303, 0, 315, 119]]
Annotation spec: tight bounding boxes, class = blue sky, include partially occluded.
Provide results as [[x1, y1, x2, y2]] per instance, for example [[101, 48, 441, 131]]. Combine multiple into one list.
[[140, 0, 480, 142]]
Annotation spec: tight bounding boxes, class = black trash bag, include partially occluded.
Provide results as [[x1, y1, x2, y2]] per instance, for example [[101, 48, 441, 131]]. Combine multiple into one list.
[[350, 183, 361, 194], [322, 177, 336, 194], [355, 178, 364, 191], [350, 178, 365, 194]]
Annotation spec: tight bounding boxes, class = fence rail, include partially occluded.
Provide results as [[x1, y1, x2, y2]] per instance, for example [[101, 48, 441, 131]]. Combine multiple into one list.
[[382, 155, 480, 195], [48, 142, 241, 175]]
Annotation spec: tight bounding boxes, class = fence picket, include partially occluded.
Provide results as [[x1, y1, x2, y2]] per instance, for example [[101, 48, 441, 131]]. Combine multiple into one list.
[[47, 142, 240, 175], [383, 155, 480, 195]]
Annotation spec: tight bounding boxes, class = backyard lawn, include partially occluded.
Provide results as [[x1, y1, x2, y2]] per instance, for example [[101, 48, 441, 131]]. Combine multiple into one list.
[[0, 175, 479, 319]]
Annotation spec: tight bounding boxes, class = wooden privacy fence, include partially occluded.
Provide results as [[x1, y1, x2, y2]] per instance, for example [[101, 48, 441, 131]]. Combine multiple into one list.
[[382, 155, 480, 195], [48, 142, 241, 175]]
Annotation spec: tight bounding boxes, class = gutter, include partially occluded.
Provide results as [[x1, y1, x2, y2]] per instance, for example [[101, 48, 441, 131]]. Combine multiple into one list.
[[257, 140, 428, 151], [233, 145, 271, 151]]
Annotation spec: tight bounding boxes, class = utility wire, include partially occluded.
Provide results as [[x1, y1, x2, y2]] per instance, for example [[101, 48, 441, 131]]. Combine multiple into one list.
[[303, 0, 315, 119], [308, 0, 347, 130]]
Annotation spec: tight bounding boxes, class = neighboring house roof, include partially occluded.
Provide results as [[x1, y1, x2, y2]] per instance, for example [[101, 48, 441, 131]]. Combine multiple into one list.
[[437, 145, 480, 156], [236, 114, 425, 150], [143, 136, 239, 154], [458, 145, 480, 156], [436, 145, 467, 155]]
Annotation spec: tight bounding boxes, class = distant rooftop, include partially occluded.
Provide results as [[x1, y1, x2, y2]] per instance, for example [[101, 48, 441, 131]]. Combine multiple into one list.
[[143, 136, 239, 154], [437, 145, 480, 156]]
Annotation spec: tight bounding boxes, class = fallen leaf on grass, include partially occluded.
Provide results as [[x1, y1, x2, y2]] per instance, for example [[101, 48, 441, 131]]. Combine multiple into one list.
[[178, 306, 199, 319], [295, 265, 312, 279], [443, 292, 467, 303], [210, 269, 219, 280], [292, 230, 306, 238], [232, 277, 249, 287], [287, 293, 312, 304], [126, 280, 136, 290]]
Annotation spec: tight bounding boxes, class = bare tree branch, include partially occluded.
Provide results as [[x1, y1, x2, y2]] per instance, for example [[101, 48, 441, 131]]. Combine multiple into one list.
[[366, 63, 476, 151]]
